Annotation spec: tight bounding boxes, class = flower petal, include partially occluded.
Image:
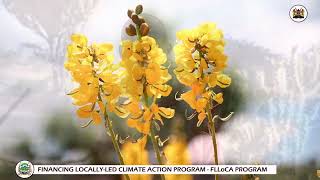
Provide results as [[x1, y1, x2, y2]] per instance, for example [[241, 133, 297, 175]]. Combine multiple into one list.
[[76, 104, 93, 118], [92, 111, 102, 124], [158, 107, 175, 119], [213, 93, 224, 104], [217, 74, 231, 88]]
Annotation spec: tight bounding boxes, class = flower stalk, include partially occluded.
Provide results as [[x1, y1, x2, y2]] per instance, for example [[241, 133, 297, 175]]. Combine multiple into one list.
[[206, 102, 219, 180], [150, 122, 166, 180], [104, 109, 130, 180], [174, 23, 232, 180], [143, 90, 166, 180], [123, 5, 174, 180], [206, 100, 219, 165]]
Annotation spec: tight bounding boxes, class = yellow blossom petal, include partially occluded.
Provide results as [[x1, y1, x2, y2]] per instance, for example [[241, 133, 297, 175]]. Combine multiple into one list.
[[195, 98, 208, 112], [76, 104, 92, 118], [132, 64, 144, 81], [200, 58, 208, 70], [71, 34, 87, 47], [148, 84, 172, 98], [164, 137, 192, 180], [121, 135, 151, 180], [132, 53, 143, 62], [143, 108, 153, 121], [197, 111, 207, 127], [107, 103, 128, 118], [207, 73, 217, 87], [217, 74, 231, 88], [92, 111, 102, 124], [158, 107, 175, 119], [181, 91, 196, 110], [213, 93, 223, 104], [146, 63, 161, 84], [127, 119, 150, 134]]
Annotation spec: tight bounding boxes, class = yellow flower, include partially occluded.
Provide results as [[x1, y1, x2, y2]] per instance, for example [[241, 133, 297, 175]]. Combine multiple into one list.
[[145, 62, 161, 84], [127, 118, 151, 134], [217, 73, 232, 88], [69, 78, 99, 106], [65, 34, 124, 125], [76, 103, 102, 124], [174, 23, 231, 126], [71, 34, 88, 47], [120, 36, 175, 133], [92, 43, 114, 64], [121, 36, 172, 100], [206, 47, 227, 72], [126, 102, 151, 134], [121, 136, 152, 180], [149, 104, 175, 124], [126, 102, 175, 134], [180, 81, 211, 125], [164, 137, 193, 180], [174, 23, 229, 81], [174, 67, 198, 87], [213, 93, 223, 104]]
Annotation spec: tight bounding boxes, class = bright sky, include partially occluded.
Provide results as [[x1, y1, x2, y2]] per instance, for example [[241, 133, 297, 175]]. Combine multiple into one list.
[[1, 0, 319, 54], [82, 0, 320, 55]]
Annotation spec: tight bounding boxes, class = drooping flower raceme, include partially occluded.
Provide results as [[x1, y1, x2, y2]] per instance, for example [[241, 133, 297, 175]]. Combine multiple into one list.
[[65, 34, 123, 125], [174, 23, 232, 126], [120, 36, 175, 135]]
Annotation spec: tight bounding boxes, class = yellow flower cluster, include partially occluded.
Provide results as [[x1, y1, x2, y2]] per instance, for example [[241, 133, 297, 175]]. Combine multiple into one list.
[[64, 34, 123, 124], [120, 36, 175, 134], [64, 5, 234, 180], [164, 137, 193, 180], [65, 33, 175, 142], [174, 23, 231, 126], [164, 137, 191, 165], [121, 137, 151, 180]]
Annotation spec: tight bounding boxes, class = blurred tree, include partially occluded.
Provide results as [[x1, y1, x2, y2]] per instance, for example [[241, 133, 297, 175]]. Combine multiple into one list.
[[3, 0, 98, 88]]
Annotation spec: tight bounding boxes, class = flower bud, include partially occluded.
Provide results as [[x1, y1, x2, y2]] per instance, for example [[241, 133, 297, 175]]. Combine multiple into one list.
[[135, 5, 143, 14], [136, 17, 145, 25], [127, 9, 134, 18], [131, 14, 140, 24], [125, 24, 136, 36], [140, 23, 150, 36]]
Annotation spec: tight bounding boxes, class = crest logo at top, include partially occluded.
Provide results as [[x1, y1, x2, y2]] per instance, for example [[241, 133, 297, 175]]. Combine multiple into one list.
[[290, 5, 308, 22]]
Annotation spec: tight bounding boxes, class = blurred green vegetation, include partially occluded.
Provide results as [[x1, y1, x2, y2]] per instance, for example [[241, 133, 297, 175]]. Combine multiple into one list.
[[45, 114, 95, 152], [219, 69, 247, 118]]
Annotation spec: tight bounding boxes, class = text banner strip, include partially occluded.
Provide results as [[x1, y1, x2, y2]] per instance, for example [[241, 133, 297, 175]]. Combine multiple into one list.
[[34, 165, 277, 175]]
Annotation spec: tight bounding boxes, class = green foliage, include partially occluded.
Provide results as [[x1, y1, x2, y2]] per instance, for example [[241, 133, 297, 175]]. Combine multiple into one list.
[[14, 138, 34, 160], [45, 113, 95, 151], [219, 69, 247, 118]]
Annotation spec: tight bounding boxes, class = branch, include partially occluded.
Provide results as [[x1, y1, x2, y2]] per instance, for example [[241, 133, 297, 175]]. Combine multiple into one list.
[[0, 88, 30, 125]]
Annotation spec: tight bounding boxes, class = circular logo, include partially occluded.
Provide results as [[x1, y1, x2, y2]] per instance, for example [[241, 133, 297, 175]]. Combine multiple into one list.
[[290, 5, 308, 22], [16, 161, 34, 178]]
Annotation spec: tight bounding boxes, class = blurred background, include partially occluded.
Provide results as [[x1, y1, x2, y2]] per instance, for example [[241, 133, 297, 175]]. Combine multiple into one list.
[[0, 0, 319, 179]]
